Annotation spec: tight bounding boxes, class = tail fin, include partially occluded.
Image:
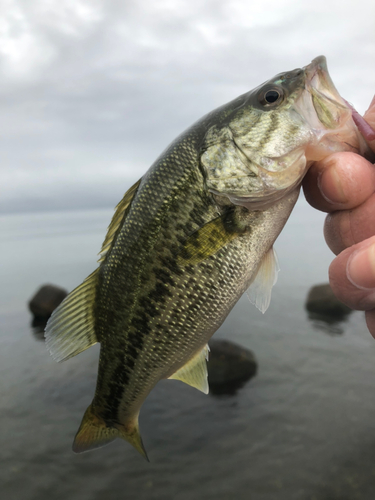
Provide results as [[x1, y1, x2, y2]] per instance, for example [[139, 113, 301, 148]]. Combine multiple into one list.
[[72, 404, 148, 460]]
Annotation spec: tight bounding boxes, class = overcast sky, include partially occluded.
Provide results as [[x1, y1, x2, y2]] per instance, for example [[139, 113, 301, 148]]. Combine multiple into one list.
[[0, 0, 374, 213]]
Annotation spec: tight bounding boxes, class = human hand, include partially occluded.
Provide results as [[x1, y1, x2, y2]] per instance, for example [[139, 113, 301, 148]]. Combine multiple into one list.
[[302, 97, 375, 336]]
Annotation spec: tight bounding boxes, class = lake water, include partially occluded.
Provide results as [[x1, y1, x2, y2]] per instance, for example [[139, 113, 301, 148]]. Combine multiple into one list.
[[2, 196, 375, 500]]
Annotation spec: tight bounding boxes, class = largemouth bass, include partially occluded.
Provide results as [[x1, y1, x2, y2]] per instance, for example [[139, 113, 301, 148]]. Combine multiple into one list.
[[45, 56, 366, 459]]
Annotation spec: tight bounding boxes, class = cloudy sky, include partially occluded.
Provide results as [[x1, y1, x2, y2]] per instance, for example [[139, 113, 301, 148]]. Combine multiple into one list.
[[1, 0, 374, 213]]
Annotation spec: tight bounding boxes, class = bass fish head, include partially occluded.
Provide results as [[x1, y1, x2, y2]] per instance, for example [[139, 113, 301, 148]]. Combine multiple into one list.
[[201, 55, 366, 209]]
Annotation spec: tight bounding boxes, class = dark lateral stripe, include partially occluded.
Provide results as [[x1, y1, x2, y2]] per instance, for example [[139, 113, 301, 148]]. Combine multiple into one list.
[[96, 153, 211, 421]]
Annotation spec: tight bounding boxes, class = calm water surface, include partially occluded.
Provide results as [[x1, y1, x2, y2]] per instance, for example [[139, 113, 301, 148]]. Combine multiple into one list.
[[1, 196, 375, 500]]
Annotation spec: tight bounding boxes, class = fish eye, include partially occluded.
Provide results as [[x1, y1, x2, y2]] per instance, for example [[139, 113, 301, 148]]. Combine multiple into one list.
[[258, 87, 284, 107], [265, 90, 280, 103]]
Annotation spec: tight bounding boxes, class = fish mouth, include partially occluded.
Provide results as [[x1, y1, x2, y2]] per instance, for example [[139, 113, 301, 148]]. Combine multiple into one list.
[[303, 55, 349, 133], [304, 55, 347, 118], [299, 55, 365, 160]]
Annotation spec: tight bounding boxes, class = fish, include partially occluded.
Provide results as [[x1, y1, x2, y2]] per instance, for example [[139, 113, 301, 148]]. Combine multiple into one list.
[[45, 56, 367, 459]]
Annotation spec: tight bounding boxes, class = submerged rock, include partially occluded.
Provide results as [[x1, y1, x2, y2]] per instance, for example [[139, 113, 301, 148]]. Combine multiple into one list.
[[208, 339, 257, 396], [305, 283, 352, 320], [28, 284, 68, 320]]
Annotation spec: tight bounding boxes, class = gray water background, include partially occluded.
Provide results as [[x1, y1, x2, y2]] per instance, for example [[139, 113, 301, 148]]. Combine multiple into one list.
[[1, 196, 375, 500]]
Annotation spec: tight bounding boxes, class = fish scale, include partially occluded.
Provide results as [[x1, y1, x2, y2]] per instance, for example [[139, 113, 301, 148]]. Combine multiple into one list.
[[94, 138, 210, 412], [45, 56, 367, 458]]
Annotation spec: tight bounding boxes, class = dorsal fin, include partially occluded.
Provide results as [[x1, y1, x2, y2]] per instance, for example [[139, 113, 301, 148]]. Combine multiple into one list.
[[98, 178, 142, 263], [169, 345, 210, 394], [246, 246, 279, 314], [45, 269, 99, 362], [45, 179, 141, 362]]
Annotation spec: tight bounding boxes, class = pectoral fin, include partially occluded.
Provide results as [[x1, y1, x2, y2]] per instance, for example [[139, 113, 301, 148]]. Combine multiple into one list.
[[246, 246, 279, 314], [169, 345, 210, 394], [178, 210, 245, 266]]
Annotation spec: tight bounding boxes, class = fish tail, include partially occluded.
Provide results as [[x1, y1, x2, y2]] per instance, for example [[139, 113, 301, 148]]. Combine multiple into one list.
[[116, 419, 149, 462], [72, 404, 148, 461]]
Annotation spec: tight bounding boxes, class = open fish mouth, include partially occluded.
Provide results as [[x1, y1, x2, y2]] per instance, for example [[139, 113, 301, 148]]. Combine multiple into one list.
[[303, 55, 350, 131], [299, 55, 365, 159], [304, 56, 346, 112]]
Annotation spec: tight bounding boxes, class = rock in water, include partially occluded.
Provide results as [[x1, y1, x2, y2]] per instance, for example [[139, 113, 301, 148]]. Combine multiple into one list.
[[305, 283, 352, 319], [208, 340, 257, 395], [28, 285, 68, 320]]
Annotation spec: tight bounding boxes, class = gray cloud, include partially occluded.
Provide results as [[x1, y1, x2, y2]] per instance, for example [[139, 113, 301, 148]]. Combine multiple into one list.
[[0, 0, 374, 213]]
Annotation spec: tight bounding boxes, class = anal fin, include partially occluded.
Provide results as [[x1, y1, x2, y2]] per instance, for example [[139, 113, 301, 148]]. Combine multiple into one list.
[[169, 345, 210, 394]]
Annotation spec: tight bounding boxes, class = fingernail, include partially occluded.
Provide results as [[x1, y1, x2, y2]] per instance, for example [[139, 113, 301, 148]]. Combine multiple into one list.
[[347, 244, 375, 290], [318, 167, 348, 204]]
